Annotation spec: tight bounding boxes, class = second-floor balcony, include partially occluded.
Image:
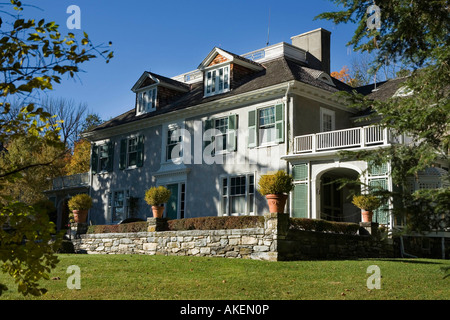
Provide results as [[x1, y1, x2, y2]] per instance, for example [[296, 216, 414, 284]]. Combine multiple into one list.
[[51, 172, 90, 190], [293, 125, 399, 154]]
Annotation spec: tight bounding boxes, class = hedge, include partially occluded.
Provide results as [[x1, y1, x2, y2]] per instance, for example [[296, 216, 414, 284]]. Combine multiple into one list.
[[289, 218, 360, 235], [167, 216, 265, 231], [87, 221, 148, 234], [86, 216, 265, 234]]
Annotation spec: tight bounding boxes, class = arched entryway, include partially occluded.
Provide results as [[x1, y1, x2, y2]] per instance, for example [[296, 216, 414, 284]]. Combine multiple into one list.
[[319, 168, 360, 223], [56, 197, 71, 231], [311, 163, 364, 223]]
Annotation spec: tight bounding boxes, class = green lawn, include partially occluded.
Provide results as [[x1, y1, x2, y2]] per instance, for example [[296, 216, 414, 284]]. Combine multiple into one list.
[[1, 254, 449, 300]]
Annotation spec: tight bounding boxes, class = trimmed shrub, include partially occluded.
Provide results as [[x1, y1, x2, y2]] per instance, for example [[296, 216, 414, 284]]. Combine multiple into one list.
[[167, 216, 265, 231], [290, 218, 359, 235], [87, 221, 148, 234]]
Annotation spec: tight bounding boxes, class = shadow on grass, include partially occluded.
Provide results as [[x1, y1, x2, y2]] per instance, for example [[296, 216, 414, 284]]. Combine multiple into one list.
[[367, 258, 447, 265]]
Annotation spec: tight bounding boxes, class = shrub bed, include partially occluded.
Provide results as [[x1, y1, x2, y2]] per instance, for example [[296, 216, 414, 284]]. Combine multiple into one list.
[[86, 216, 265, 234], [87, 221, 148, 234], [289, 218, 360, 235], [167, 216, 265, 231]]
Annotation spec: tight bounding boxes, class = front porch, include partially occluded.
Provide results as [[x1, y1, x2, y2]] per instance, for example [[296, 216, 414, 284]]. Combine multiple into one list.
[[284, 125, 395, 227]]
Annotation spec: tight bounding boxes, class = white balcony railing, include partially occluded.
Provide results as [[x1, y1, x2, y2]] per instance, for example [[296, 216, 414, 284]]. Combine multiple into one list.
[[52, 172, 89, 190], [293, 126, 392, 154]]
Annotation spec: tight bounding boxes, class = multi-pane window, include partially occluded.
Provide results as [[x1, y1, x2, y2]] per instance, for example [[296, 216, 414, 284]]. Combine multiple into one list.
[[127, 137, 138, 167], [99, 144, 110, 171], [119, 136, 144, 170], [214, 117, 228, 152], [320, 108, 335, 132], [137, 88, 157, 114], [258, 106, 276, 145], [166, 128, 182, 161], [108, 190, 129, 223], [221, 174, 255, 216], [205, 66, 229, 96]]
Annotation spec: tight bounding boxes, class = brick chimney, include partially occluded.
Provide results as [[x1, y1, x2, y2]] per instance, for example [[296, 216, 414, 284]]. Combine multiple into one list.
[[291, 28, 331, 74]]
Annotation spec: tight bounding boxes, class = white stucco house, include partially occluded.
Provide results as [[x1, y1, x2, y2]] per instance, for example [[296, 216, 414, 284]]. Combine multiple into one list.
[[46, 28, 448, 232]]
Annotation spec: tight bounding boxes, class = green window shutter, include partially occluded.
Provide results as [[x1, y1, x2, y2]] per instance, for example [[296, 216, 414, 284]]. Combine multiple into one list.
[[137, 135, 144, 167], [275, 104, 284, 143], [107, 141, 114, 172], [292, 163, 308, 181], [368, 178, 389, 224], [119, 139, 127, 170], [227, 114, 237, 152], [248, 110, 257, 148], [91, 145, 98, 174], [293, 183, 308, 218]]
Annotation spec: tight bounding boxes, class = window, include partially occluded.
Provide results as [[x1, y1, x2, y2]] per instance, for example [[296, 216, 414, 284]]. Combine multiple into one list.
[[248, 104, 284, 148], [108, 190, 129, 223], [221, 174, 255, 216], [166, 127, 182, 161], [204, 65, 229, 96], [320, 108, 335, 132], [137, 87, 157, 114], [204, 115, 237, 154], [119, 136, 144, 170], [259, 106, 276, 145], [91, 142, 114, 174]]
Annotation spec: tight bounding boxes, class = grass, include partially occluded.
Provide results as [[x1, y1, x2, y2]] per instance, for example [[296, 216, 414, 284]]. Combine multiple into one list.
[[1, 254, 449, 300]]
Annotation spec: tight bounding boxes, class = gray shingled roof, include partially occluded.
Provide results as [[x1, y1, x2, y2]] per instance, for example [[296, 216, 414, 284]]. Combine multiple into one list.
[[91, 57, 352, 132]]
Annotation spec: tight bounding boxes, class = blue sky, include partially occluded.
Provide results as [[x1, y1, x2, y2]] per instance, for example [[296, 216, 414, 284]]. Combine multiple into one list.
[[21, 0, 360, 121]]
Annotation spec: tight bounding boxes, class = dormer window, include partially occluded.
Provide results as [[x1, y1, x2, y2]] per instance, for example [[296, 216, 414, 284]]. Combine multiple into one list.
[[137, 87, 157, 115], [205, 65, 230, 97]]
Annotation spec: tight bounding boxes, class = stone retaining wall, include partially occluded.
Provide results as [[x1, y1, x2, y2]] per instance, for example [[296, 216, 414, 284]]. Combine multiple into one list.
[[71, 213, 394, 261]]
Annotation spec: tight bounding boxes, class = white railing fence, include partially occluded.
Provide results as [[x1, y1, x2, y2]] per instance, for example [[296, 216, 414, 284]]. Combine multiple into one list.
[[294, 126, 390, 153]]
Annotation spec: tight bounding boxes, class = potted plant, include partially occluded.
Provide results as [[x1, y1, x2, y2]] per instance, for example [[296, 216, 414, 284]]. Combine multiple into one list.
[[68, 194, 93, 223], [257, 170, 294, 213], [144, 186, 171, 218], [351, 194, 381, 222]]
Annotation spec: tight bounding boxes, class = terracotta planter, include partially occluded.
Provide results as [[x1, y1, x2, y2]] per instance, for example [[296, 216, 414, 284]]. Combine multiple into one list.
[[152, 205, 164, 218], [266, 194, 288, 213], [73, 209, 88, 223], [361, 210, 373, 222]]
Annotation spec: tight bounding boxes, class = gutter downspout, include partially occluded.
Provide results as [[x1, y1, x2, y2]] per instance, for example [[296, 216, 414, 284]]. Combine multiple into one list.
[[284, 82, 292, 215]]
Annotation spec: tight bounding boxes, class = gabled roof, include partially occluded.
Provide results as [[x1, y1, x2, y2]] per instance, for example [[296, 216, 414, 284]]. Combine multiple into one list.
[[355, 77, 409, 101], [198, 47, 264, 72], [131, 71, 190, 93]]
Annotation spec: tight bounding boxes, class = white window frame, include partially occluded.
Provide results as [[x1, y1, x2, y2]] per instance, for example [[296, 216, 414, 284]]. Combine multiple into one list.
[[137, 86, 157, 115], [221, 173, 255, 216], [162, 121, 185, 164], [126, 136, 139, 168], [258, 106, 276, 146], [320, 107, 335, 132], [204, 64, 230, 97], [108, 189, 130, 223]]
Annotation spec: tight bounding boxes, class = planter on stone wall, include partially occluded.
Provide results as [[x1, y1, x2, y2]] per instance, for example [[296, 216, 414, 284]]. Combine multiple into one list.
[[257, 170, 293, 213], [72, 209, 88, 223], [145, 186, 171, 218], [352, 195, 381, 223], [265, 194, 289, 214], [68, 194, 92, 224], [151, 205, 165, 218]]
